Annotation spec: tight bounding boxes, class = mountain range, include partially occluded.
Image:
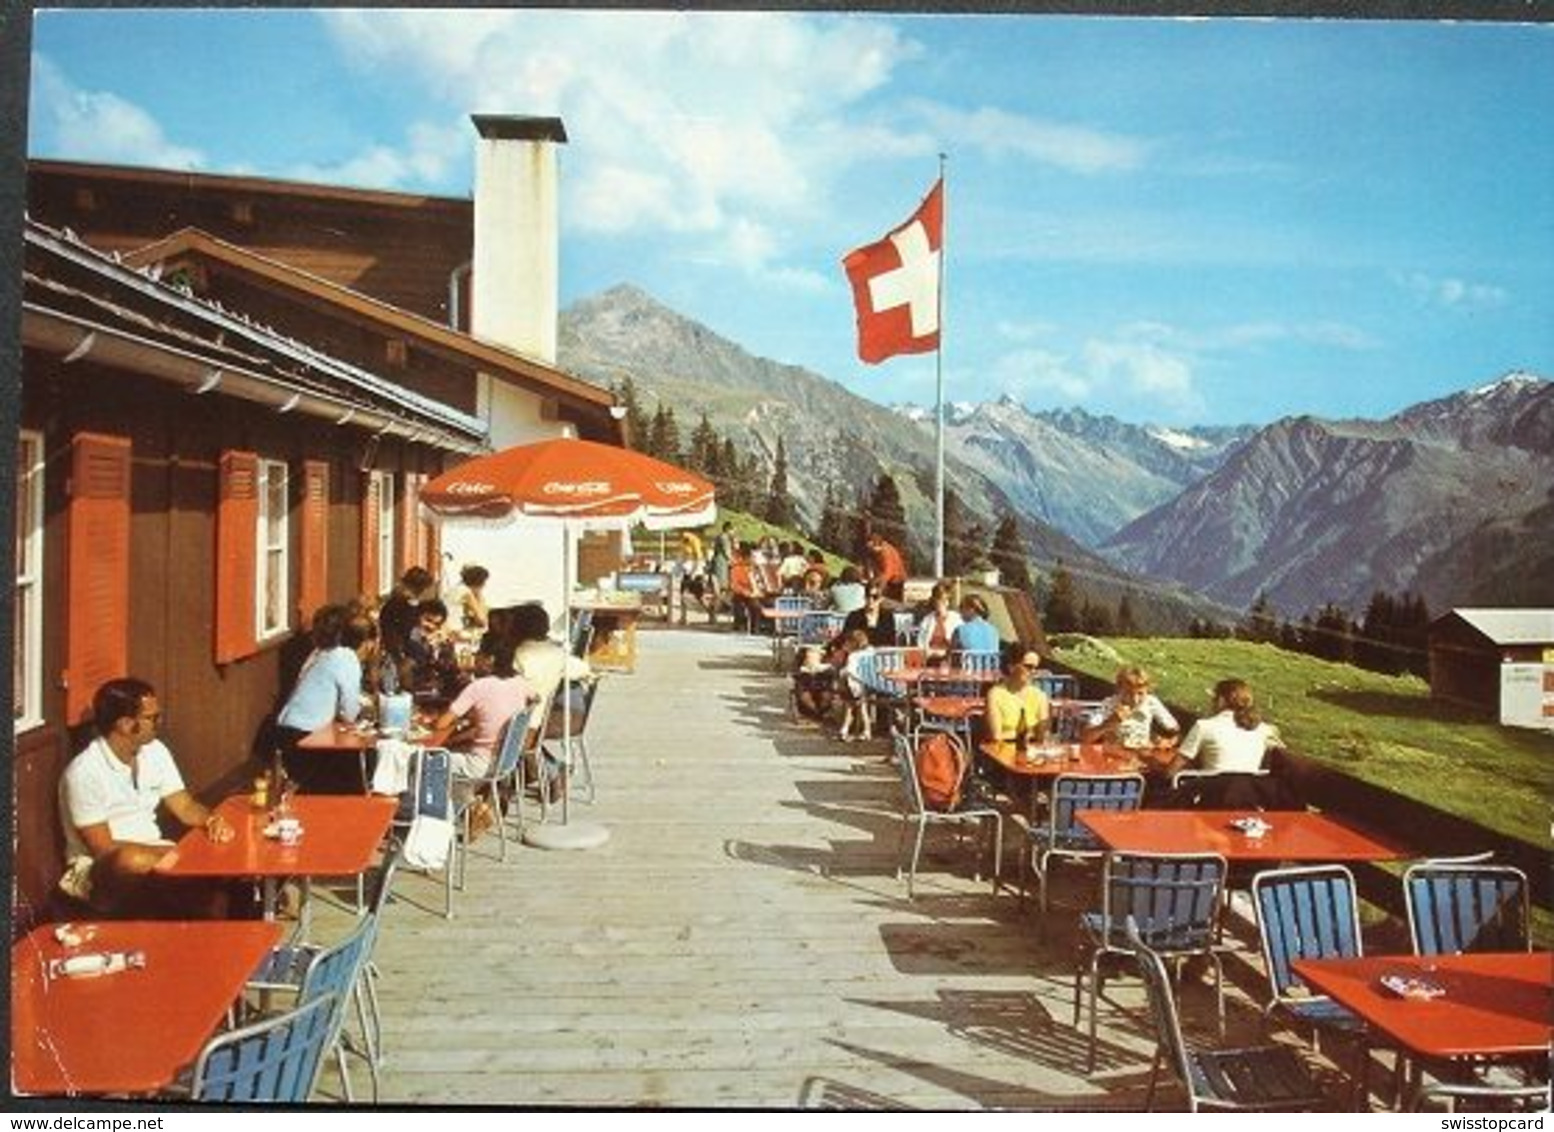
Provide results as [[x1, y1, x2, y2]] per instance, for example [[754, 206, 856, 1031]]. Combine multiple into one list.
[[558, 284, 1553, 622]]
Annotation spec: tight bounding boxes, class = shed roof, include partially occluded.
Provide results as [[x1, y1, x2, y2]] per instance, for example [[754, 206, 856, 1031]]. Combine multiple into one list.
[[1434, 608, 1554, 647]]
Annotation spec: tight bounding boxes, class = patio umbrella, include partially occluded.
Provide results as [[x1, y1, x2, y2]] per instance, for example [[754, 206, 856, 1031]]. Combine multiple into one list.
[[420, 436, 716, 848]]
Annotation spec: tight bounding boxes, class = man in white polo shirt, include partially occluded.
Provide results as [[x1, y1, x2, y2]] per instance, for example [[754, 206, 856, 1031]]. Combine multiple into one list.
[[59, 677, 235, 916]]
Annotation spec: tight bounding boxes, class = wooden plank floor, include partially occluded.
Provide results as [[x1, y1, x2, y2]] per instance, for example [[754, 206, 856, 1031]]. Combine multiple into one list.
[[312, 625, 1291, 1110]]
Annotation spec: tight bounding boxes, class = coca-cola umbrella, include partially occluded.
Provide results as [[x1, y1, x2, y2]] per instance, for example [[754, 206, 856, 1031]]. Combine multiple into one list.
[[420, 436, 717, 848]]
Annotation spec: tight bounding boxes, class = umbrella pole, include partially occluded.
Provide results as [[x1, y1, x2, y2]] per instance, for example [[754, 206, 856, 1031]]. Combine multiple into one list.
[[562, 518, 572, 826]]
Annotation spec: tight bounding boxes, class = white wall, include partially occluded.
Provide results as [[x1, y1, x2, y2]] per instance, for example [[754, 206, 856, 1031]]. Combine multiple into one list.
[[472, 136, 559, 364]]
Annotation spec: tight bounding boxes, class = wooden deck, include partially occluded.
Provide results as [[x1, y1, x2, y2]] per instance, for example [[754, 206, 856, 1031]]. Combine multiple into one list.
[[313, 626, 1302, 1110]]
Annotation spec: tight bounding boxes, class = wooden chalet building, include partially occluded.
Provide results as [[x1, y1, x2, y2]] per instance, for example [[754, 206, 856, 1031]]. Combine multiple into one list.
[[15, 118, 622, 924], [1427, 608, 1554, 726]]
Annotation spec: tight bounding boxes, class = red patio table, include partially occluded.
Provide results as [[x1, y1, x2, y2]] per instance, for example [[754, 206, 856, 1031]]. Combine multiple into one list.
[[1079, 808, 1411, 862], [160, 794, 396, 918], [1292, 952, 1553, 1060], [297, 718, 454, 791], [12, 919, 282, 1096]]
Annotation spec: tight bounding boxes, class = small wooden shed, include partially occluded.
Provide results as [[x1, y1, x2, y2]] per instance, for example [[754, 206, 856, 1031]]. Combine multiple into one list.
[[1427, 608, 1554, 726]]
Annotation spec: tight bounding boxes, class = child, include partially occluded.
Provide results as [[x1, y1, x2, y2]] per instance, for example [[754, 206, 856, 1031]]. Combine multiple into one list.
[[791, 645, 837, 725], [837, 629, 876, 742]]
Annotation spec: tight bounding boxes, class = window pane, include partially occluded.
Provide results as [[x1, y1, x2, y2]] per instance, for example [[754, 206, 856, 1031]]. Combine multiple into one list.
[[13, 587, 25, 720], [266, 471, 287, 547], [265, 548, 284, 631]]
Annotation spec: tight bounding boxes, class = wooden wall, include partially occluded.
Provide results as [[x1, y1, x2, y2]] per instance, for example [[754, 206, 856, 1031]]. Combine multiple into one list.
[[13, 347, 451, 928]]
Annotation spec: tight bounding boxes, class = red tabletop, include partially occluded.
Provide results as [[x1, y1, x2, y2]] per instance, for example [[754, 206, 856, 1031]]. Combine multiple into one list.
[[12, 919, 282, 1096], [916, 695, 986, 720], [161, 794, 396, 882], [1079, 809, 1410, 862], [1293, 952, 1553, 1060], [890, 666, 1000, 686], [297, 718, 451, 752], [979, 739, 1164, 780]]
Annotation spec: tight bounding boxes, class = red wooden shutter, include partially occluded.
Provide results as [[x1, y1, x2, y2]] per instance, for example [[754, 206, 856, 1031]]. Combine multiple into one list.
[[65, 433, 131, 725], [214, 450, 259, 664], [402, 472, 431, 575], [298, 460, 330, 623], [360, 472, 380, 599]]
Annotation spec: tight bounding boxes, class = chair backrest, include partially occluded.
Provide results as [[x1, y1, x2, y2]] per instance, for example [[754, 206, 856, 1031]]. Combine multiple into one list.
[[298, 911, 376, 1010], [918, 674, 981, 701], [890, 731, 929, 816], [1033, 672, 1080, 701], [1252, 864, 1362, 1002], [411, 747, 452, 822], [775, 594, 810, 616], [1126, 919, 1197, 1106], [191, 992, 337, 1103], [893, 610, 918, 645], [798, 610, 844, 647], [543, 678, 594, 740], [568, 608, 594, 659], [954, 650, 1001, 676], [1050, 699, 1104, 743], [1046, 773, 1145, 851], [491, 705, 535, 781], [1101, 852, 1226, 952], [1404, 863, 1530, 956]]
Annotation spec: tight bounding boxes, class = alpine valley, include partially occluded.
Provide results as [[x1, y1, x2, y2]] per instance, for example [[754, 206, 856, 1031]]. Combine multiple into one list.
[[558, 284, 1553, 625]]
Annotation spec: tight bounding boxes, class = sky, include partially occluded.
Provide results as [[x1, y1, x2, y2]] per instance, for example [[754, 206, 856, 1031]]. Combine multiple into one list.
[[23, 8, 1554, 427]]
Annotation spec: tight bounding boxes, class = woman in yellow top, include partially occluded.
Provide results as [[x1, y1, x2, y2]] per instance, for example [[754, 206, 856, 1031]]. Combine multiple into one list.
[[984, 646, 1051, 742]]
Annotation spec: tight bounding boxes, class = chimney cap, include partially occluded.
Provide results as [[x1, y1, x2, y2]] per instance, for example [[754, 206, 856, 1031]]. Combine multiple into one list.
[[471, 115, 568, 144]]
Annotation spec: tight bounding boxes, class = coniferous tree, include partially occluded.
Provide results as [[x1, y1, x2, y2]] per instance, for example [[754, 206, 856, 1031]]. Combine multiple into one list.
[[816, 484, 849, 555], [1312, 603, 1355, 664], [764, 437, 795, 528], [864, 473, 908, 553], [1080, 598, 1115, 637], [990, 513, 1032, 592], [941, 488, 972, 577], [646, 405, 681, 464], [1242, 591, 1279, 644], [687, 412, 720, 476], [615, 377, 651, 452], [1044, 562, 1081, 634], [1116, 592, 1139, 637]]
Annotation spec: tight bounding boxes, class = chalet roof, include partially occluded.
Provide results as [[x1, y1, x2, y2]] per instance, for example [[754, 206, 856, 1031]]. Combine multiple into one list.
[[22, 218, 487, 453], [1434, 608, 1554, 647], [120, 226, 619, 433]]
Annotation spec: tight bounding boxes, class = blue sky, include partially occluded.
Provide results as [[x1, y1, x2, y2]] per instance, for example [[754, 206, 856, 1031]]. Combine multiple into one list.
[[26, 9, 1554, 426]]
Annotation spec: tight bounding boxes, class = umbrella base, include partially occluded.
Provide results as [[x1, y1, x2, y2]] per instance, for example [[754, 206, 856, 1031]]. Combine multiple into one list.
[[522, 820, 611, 851]]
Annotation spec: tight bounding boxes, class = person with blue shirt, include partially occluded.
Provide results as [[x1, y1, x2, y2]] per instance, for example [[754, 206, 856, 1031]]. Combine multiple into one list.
[[275, 604, 373, 785], [950, 594, 1000, 655]]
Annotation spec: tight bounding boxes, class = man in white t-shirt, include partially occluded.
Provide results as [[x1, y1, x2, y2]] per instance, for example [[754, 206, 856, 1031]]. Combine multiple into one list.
[[58, 677, 234, 915]]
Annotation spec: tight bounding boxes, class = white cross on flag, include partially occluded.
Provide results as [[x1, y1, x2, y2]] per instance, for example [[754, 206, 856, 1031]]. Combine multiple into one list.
[[842, 178, 943, 365]]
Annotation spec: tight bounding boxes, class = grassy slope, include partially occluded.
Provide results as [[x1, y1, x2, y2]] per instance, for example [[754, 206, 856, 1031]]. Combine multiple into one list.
[[1051, 637, 1554, 850]]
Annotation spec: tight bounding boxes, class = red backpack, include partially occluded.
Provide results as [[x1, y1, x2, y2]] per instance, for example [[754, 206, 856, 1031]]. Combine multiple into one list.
[[915, 731, 963, 811]]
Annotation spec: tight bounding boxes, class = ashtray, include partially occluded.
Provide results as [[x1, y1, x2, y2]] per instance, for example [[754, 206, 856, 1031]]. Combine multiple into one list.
[[263, 819, 304, 844], [49, 951, 146, 979], [1229, 817, 1272, 838], [1380, 974, 1445, 1000], [53, 923, 98, 949]]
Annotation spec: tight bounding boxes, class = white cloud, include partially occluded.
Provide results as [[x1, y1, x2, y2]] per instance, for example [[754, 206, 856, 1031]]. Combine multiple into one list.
[[991, 348, 1094, 401], [995, 319, 1060, 343], [1118, 319, 1379, 353], [316, 10, 919, 283], [1395, 271, 1508, 311], [909, 102, 1151, 174], [29, 55, 205, 170], [285, 117, 466, 191]]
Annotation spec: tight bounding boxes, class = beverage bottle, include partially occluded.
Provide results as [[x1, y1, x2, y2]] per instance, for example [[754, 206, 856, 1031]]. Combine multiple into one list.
[[1015, 707, 1029, 752]]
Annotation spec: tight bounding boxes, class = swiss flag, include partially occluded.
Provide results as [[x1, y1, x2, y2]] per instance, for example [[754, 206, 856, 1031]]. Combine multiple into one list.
[[842, 179, 943, 365]]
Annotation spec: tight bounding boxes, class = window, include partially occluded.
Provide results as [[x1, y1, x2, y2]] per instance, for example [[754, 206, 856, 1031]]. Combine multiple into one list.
[[14, 431, 44, 732], [255, 459, 290, 638], [373, 471, 396, 595]]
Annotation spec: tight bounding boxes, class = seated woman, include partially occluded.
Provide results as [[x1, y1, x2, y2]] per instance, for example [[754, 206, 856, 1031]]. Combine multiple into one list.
[[984, 645, 1051, 743], [275, 604, 373, 789], [432, 634, 537, 833], [915, 581, 963, 664], [450, 563, 491, 635], [841, 584, 897, 647], [510, 603, 594, 795], [950, 594, 1000, 655], [1082, 665, 1180, 750], [828, 565, 867, 614], [791, 644, 838, 725], [1177, 678, 1281, 774]]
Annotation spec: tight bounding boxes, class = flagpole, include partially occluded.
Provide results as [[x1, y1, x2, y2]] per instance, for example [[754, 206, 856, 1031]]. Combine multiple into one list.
[[934, 152, 947, 580]]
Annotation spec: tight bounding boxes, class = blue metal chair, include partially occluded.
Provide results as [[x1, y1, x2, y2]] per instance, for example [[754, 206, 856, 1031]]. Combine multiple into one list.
[[541, 680, 598, 807], [455, 705, 533, 862], [1027, 772, 1145, 925], [1075, 851, 1227, 1073], [889, 730, 1003, 899], [392, 746, 458, 918], [1050, 699, 1104, 743], [1251, 865, 1373, 1103], [1404, 862, 1529, 956], [190, 992, 337, 1103], [1033, 671, 1080, 701], [797, 610, 844, 648], [1129, 921, 1329, 1112], [953, 649, 1001, 677], [892, 610, 918, 646], [568, 607, 594, 659]]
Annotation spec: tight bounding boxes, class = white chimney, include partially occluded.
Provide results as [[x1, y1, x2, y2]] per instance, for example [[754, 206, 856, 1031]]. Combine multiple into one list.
[[470, 114, 566, 363]]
